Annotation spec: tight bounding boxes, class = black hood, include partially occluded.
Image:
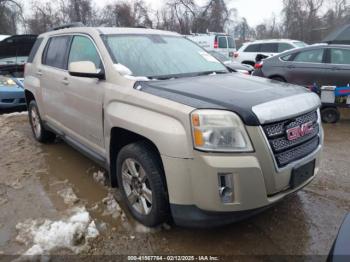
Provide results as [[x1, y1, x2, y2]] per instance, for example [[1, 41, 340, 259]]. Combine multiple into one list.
[[136, 73, 309, 126]]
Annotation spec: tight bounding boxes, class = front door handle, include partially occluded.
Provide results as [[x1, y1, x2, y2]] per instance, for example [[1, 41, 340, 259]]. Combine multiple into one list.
[[62, 78, 69, 85], [36, 70, 43, 76]]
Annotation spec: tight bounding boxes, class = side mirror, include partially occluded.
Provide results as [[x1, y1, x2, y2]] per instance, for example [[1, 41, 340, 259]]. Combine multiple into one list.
[[68, 61, 105, 80]]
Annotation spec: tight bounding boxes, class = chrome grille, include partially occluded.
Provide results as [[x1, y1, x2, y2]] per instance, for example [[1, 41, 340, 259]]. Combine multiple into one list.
[[262, 110, 320, 168]]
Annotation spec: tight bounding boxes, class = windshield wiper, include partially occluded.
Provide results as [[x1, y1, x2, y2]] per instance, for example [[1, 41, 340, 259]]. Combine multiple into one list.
[[194, 70, 228, 76], [148, 70, 228, 80]]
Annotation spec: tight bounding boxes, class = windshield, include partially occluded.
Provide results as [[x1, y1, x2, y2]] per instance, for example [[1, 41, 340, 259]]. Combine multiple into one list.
[[104, 34, 227, 78], [293, 41, 308, 48]]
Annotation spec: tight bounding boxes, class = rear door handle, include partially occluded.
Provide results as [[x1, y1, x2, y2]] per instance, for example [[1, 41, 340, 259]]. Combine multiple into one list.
[[62, 78, 69, 85]]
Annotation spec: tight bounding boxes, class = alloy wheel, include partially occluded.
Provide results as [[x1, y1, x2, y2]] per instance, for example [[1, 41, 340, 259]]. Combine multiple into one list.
[[121, 158, 153, 215]]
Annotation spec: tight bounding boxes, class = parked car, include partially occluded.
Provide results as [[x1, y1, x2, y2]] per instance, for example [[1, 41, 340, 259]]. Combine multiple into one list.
[[234, 39, 308, 66], [0, 34, 37, 66], [0, 35, 37, 109], [252, 44, 350, 87], [0, 75, 25, 109], [24, 25, 323, 228], [328, 213, 350, 261], [186, 32, 236, 58], [208, 50, 254, 74]]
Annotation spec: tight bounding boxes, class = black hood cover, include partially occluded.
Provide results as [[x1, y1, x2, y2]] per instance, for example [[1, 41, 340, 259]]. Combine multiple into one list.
[[136, 73, 309, 126]]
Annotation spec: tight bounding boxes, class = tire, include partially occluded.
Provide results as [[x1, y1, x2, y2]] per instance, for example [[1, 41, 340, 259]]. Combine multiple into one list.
[[271, 76, 286, 82], [321, 107, 340, 124], [28, 100, 56, 143], [116, 141, 169, 227]]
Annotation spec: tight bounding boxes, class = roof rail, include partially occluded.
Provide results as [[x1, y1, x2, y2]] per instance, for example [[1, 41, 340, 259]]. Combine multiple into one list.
[[50, 22, 85, 31]]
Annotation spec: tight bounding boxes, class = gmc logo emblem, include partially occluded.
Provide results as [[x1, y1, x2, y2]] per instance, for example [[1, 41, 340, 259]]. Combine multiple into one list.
[[286, 121, 314, 141]]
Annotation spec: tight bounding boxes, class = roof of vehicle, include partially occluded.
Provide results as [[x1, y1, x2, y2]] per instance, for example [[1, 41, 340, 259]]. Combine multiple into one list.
[[39, 27, 180, 37]]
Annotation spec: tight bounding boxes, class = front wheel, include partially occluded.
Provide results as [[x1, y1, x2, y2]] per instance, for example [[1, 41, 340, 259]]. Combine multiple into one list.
[[28, 100, 56, 143], [321, 107, 340, 124], [116, 141, 169, 227]]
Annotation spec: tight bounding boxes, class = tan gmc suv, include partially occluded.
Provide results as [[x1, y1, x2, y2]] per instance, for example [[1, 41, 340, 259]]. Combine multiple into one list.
[[24, 25, 323, 227]]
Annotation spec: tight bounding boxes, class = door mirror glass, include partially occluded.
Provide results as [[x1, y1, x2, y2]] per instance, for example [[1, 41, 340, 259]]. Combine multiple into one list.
[[69, 61, 104, 79]]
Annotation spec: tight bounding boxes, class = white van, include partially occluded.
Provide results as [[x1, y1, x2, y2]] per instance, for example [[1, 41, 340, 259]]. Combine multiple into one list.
[[186, 33, 236, 59]]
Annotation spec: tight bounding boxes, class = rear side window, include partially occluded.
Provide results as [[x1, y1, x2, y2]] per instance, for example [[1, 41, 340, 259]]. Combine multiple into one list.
[[43, 36, 71, 69], [244, 44, 261, 52], [330, 48, 350, 65], [218, 37, 227, 48], [278, 43, 293, 53], [293, 49, 324, 63], [68, 36, 101, 70], [27, 38, 43, 63], [260, 43, 278, 53]]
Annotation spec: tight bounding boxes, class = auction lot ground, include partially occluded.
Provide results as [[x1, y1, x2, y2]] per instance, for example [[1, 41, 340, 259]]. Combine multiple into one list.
[[0, 109, 349, 260]]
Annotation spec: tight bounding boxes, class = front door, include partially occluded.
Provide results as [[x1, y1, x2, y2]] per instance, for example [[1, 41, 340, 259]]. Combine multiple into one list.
[[64, 35, 105, 154]]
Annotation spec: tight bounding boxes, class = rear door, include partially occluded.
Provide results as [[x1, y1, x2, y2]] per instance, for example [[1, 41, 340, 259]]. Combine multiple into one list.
[[324, 47, 350, 86], [286, 48, 327, 86], [217, 35, 229, 57], [39, 35, 71, 127]]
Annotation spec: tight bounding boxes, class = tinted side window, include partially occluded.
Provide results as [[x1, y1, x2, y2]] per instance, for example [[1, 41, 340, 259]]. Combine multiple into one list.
[[43, 36, 71, 69], [27, 38, 43, 63], [68, 36, 101, 70], [244, 44, 260, 52], [293, 49, 324, 63], [218, 37, 227, 48], [330, 48, 350, 65], [278, 43, 293, 52], [260, 43, 278, 53]]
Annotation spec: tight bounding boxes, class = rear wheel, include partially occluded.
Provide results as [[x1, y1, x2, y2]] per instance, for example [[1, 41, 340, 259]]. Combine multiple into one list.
[[116, 141, 169, 227], [28, 100, 56, 143], [321, 107, 340, 124]]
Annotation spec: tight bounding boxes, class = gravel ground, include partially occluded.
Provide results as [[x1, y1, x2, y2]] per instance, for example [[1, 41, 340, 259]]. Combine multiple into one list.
[[0, 109, 349, 261]]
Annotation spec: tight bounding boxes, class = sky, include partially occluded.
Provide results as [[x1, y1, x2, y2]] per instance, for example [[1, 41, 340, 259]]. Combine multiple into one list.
[[94, 0, 285, 27]]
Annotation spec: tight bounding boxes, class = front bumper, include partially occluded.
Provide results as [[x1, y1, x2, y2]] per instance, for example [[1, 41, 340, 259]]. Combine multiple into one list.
[[0, 89, 26, 108], [162, 126, 322, 227]]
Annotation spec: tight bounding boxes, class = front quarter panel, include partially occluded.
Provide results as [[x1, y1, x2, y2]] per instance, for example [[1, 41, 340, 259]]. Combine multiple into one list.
[[104, 84, 195, 160]]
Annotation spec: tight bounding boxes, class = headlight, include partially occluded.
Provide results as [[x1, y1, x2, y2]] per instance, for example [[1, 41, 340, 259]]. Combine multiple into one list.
[[191, 110, 253, 152]]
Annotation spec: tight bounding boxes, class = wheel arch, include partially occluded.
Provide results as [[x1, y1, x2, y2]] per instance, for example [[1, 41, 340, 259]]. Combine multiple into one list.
[[109, 127, 166, 188], [269, 75, 287, 82], [24, 90, 36, 108]]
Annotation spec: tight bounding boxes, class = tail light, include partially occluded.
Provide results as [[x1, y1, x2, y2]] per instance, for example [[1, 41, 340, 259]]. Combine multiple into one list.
[[233, 52, 239, 58], [254, 61, 263, 69], [214, 40, 218, 48], [24, 63, 27, 74]]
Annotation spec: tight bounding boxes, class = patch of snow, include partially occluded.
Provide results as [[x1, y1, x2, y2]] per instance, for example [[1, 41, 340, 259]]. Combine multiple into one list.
[[102, 193, 122, 218], [2, 112, 28, 118], [92, 170, 106, 185], [15, 207, 99, 256], [57, 187, 79, 206], [124, 75, 149, 81]]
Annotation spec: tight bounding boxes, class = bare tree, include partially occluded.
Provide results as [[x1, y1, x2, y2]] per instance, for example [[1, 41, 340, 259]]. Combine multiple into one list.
[[101, 0, 152, 28], [0, 0, 23, 34]]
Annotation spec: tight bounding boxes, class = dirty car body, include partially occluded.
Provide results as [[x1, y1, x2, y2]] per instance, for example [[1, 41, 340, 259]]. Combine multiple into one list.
[[24, 27, 323, 227]]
